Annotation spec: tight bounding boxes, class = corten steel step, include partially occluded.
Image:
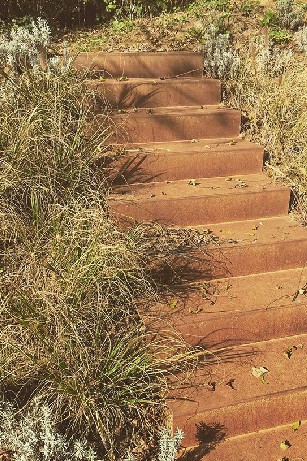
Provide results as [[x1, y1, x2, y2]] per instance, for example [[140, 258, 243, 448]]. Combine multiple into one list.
[[80, 51, 307, 458], [168, 333, 307, 446], [109, 174, 290, 225], [74, 51, 204, 78], [143, 267, 307, 349], [146, 216, 307, 282], [192, 216, 307, 278], [86, 78, 221, 108], [110, 138, 264, 184], [179, 420, 307, 461], [97, 106, 241, 143]]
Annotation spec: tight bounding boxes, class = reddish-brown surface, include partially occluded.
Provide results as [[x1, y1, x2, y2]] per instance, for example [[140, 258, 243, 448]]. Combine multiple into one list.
[[74, 51, 204, 78], [169, 333, 307, 444], [110, 138, 264, 183], [86, 78, 221, 108], [96, 106, 241, 143], [180, 421, 307, 461], [81, 52, 307, 459], [110, 174, 290, 224]]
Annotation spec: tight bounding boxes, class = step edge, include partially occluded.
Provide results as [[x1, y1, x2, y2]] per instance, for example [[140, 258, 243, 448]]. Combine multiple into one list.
[[109, 185, 290, 203], [85, 77, 220, 84], [169, 385, 307, 418], [120, 145, 264, 158], [152, 298, 307, 326], [108, 107, 240, 116], [181, 418, 307, 450]]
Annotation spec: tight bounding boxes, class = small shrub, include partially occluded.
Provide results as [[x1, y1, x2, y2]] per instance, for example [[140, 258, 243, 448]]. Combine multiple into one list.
[[261, 8, 278, 28], [236, 0, 260, 16], [268, 28, 292, 44], [0, 399, 98, 461], [203, 25, 240, 79], [251, 36, 293, 77], [126, 428, 184, 461], [275, 0, 304, 30], [158, 428, 184, 461], [294, 26, 307, 52], [0, 18, 51, 72], [262, 1, 303, 37]]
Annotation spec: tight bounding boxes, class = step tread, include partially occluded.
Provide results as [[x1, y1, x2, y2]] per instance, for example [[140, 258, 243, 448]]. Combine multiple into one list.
[[198, 215, 307, 247], [110, 173, 288, 202], [78, 51, 204, 56], [74, 51, 204, 78], [145, 265, 307, 348], [168, 333, 307, 416], [110, 105, 236, 116], [87, 77, 217, 85], [90, 77, 221, 109], [123, 137, 263, 154], [111, 138, 264, 183], [180, 420, 307, 461], [146, 266, 307, 320], [101, 106, 241, 143]]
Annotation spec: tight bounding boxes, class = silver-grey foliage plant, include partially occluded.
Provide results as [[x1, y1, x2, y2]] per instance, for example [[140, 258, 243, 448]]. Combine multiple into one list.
[[254, 37, 293, 77], [294, 26, 307, 53], [125, 428, 184, 461], [158, 428, 184, 461], [0, 399, 98, 461], [0, 18, 71, 74], [276, 0, 303, 30], [203, 25, 240, 79]]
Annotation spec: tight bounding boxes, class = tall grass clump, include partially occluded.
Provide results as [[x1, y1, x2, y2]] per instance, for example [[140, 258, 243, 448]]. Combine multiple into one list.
[[0, 19, 178, 460], [224, 38, 307, 222]]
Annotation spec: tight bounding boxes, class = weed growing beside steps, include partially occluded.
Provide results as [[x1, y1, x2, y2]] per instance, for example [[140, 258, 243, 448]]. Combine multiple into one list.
[[0, 20, 216, 461], [0, 20, 161, 461], [224, 41, 307, 223]]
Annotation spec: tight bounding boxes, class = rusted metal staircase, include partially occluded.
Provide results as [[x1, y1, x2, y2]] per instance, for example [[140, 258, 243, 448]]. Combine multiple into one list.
[[75, 51, 307, 460]]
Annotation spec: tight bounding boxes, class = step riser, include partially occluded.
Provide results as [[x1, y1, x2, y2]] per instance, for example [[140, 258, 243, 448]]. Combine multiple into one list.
[[160, 238, 307, 281], [150, 303, 307, 348], [104, 110, 241, 143], [181, 420, 307, 461], [87, 79, 221, 108], [111, 148, 264, 184], [208, 238, 307, 278], [171, 389, 307, 446], [110, 189, 290, 225], [74, 52, 204, 78]]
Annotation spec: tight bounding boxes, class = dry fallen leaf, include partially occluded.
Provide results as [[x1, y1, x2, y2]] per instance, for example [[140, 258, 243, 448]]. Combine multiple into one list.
[[252, 366, 269, 383], [280, 440, 291, 451], [292, 420, 301, 431]]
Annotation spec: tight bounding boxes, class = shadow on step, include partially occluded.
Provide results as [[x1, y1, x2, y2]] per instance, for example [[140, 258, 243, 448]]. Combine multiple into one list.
[[148, 247, 233, 287], [97, 84, 163, 110], [111, 153, 164, 185], [179, 422, 226, 461], [167, 344, 257, 383]]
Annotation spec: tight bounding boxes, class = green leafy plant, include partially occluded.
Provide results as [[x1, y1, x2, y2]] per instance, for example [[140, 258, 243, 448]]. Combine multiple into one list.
[[236, 0, 260, 16], [262, 8, 278, 28], [269, 28, 292, 43]]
